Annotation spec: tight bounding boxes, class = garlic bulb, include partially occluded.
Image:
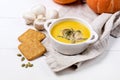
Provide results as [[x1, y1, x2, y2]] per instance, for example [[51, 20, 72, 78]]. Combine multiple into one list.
[[33, 15, 46, 31], [23, 11, 36, 25], [45, 9, 59, 19], [31, 4, 46, 16]]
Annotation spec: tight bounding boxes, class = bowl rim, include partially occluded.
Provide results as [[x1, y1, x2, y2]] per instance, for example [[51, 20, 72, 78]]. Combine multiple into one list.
[[47, 17, 95, 46]]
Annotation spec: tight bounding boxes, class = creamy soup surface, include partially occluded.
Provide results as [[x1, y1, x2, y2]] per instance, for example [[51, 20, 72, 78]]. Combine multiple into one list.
[[51, 20, 90, 44]]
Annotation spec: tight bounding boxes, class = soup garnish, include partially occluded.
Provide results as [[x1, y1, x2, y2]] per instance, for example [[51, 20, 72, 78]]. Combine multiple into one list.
[[58, 28, 87, 43]]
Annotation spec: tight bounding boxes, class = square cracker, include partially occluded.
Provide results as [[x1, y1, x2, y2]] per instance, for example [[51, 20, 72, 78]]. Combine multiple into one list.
[[18, 29, 46, 42], [18, 40, 46, 61]]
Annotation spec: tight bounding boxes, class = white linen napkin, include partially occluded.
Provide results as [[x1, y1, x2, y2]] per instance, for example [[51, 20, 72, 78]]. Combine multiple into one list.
[[44, 11, 120, 72]]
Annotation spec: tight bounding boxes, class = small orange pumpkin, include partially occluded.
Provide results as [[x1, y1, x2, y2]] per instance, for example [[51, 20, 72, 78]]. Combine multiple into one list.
[[87, 0, 120, 14], [53, 0, 77, 4]]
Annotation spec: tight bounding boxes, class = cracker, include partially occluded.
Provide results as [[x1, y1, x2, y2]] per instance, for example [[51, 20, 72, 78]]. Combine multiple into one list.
[[18, 40, 46, 61], [18, 29, 46, 42]]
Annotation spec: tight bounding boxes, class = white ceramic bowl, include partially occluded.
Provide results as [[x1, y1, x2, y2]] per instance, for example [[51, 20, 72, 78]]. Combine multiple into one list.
[[44, 17, 98, 55]]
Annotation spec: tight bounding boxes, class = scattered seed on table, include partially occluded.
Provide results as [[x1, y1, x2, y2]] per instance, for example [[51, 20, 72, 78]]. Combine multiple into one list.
[[21, 64, 25, 67], [28, 62, 30, 65], [27, 62, 33, 67], [25, 64, 28, 68], [21, 57, 25, 61], [29, 64, 33, 67], [17, 54, 22, 57]]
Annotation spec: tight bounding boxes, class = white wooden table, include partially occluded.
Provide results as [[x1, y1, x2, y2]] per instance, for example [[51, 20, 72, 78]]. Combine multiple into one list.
[[0, 0, 120, 80]]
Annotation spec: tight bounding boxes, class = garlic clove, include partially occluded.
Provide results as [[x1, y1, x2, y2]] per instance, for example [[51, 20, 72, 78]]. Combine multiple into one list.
[[31, 4, 46, 16], [33, 18, 46, 31], [45, 9, 59, 19], [23, 11, 36, 25]]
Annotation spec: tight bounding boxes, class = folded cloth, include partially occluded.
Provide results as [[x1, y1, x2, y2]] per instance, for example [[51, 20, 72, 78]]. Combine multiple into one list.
[[44, 11, 120, 72]]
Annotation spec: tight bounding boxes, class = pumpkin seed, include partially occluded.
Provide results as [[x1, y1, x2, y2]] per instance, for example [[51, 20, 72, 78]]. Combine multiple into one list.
[[25, 64, 28, 68], [27, 62, 31, 66], [17, 53, 34, 68], [27, 62, 33, 67], [21, 57, 25, 61], [21, 64, 25, 67], [17, 54, 22, 57], [29, 64, 33, 67]]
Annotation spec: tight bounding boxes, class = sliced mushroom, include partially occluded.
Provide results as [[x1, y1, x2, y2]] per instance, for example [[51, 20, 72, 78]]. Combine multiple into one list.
[[74, 30, 87, 41], [74, 30, 82, 40]]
